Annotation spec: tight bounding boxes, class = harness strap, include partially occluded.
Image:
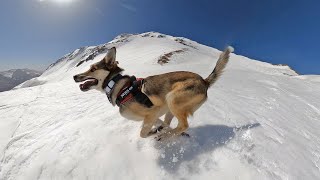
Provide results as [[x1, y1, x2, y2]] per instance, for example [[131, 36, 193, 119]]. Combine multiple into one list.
[[115, 76, 137, 106], [115, 77, 153, 108], [104, 74, 153, 108]]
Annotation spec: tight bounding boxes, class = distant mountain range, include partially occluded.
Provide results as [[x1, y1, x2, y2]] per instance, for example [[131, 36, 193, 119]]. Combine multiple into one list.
[[0, 69, 42, 92]]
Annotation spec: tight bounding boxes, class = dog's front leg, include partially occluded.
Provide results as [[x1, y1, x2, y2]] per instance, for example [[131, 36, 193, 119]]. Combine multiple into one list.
[[140, 116, 157, 138], [149, 119, 165, 135], [155, 112, 189, 141], [155, 112, 174, 132], [150, 112, 174, 134]]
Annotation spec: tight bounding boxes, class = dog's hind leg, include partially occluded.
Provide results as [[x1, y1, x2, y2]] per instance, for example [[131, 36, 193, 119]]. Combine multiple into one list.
[[156, 95, 189, 140], [151, 116, 190, 137], [155, 111, 189, 141], [155, 89, 206, 140]]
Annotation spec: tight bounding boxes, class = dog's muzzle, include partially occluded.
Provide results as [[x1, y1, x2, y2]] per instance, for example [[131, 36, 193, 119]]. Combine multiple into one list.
[[73, 75, 98, 91]]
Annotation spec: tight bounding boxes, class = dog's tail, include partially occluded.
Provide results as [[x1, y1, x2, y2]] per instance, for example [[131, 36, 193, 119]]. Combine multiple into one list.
[[205, 46, 234, 88]]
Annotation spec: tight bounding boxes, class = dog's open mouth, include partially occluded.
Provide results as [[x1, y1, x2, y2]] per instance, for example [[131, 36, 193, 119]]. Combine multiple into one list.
[[79, 78, 98, 91]]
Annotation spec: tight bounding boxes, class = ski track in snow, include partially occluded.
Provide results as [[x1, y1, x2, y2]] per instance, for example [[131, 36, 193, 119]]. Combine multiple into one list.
[[0, 32, 320, 180]]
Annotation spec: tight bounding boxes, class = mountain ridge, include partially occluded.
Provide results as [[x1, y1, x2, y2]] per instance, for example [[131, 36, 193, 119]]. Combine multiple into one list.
[[0, 68, 42, 92]]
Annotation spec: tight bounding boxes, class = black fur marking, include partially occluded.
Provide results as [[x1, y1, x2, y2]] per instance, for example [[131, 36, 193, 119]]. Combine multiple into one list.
[[96, 61, 109, 70], [133, 91, 153, 108], [169, 77, 189, 84], [184, 84, 195, 91]]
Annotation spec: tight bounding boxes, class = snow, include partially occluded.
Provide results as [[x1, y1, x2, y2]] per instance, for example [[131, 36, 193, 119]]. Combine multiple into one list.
[[227, 46, 234, 53], [0, 32, 320, 180], [0, 72, 13, 78], [0, 69, 41, 79]]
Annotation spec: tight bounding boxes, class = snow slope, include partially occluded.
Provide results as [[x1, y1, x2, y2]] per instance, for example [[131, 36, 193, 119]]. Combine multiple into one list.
[[0, 32, 320, 180]]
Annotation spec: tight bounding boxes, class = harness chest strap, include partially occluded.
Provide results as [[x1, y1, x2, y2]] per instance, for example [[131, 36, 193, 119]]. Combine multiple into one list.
[[104, 75, 153, 107], [115, 78, 144, 106]]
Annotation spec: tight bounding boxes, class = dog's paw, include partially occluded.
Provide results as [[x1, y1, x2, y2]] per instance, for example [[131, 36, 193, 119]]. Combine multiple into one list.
[[157, 125, 164, 132], [149, 126, 166, 135], [154, 134, 163, 141], [155, 132, 190, 141], [154, 133, 170, 141], [181, 132, 190, 137], [149, 128, 158, 135]]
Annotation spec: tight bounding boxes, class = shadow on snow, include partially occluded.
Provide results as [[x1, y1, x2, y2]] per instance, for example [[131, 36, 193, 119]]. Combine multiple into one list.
[[153, 123, 261, 173]]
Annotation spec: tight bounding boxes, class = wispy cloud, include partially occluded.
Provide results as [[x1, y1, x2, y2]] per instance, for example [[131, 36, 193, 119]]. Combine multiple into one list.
[[38, 0, 75, 4], [120, 2, 137, 13], [95, 7, 106, 17]]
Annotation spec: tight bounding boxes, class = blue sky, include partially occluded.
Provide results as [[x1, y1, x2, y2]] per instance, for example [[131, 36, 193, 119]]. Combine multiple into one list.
[[0, 0, 319, 74]]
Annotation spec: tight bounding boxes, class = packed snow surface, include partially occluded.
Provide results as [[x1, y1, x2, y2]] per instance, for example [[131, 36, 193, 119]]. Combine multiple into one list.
[[0, 32, 320, 180]]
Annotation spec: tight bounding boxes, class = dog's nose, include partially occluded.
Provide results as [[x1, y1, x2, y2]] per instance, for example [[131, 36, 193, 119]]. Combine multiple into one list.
[[73, 75, 78, 82]]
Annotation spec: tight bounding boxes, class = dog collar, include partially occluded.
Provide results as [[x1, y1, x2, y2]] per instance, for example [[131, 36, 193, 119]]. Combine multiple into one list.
[[104, 74, 125, 103]]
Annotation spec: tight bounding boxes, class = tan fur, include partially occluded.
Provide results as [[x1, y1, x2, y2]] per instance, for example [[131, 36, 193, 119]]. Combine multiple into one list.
[[74, 46, 233, 140], [205, 46, 233, 87]]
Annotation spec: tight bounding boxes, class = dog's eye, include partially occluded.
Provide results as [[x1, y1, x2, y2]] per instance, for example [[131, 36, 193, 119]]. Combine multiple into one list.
[[90, 67, 97, 72]]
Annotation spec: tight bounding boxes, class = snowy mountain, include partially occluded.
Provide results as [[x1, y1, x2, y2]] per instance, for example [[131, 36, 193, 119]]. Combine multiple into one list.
[[0, 32, 320, 180], [0, 69, 41, 92]]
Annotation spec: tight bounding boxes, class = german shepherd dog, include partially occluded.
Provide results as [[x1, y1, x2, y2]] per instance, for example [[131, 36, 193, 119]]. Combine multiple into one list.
[[74, 46, 233, 140]]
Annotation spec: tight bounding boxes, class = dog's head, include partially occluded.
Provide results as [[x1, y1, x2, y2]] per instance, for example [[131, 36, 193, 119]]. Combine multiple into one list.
[[73, 47, 122, 92]]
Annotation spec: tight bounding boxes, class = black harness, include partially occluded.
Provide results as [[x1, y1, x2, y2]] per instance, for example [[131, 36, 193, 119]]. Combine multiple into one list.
[[104, 74, 153, 108]]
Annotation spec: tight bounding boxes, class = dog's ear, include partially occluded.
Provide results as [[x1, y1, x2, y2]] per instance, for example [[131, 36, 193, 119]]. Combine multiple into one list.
[[104, 47, 117, 66]]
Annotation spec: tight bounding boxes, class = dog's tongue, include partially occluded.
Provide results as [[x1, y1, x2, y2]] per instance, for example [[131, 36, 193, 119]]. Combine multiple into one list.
[[80, 79, 97, 91], [79, 83, 87, 91]]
